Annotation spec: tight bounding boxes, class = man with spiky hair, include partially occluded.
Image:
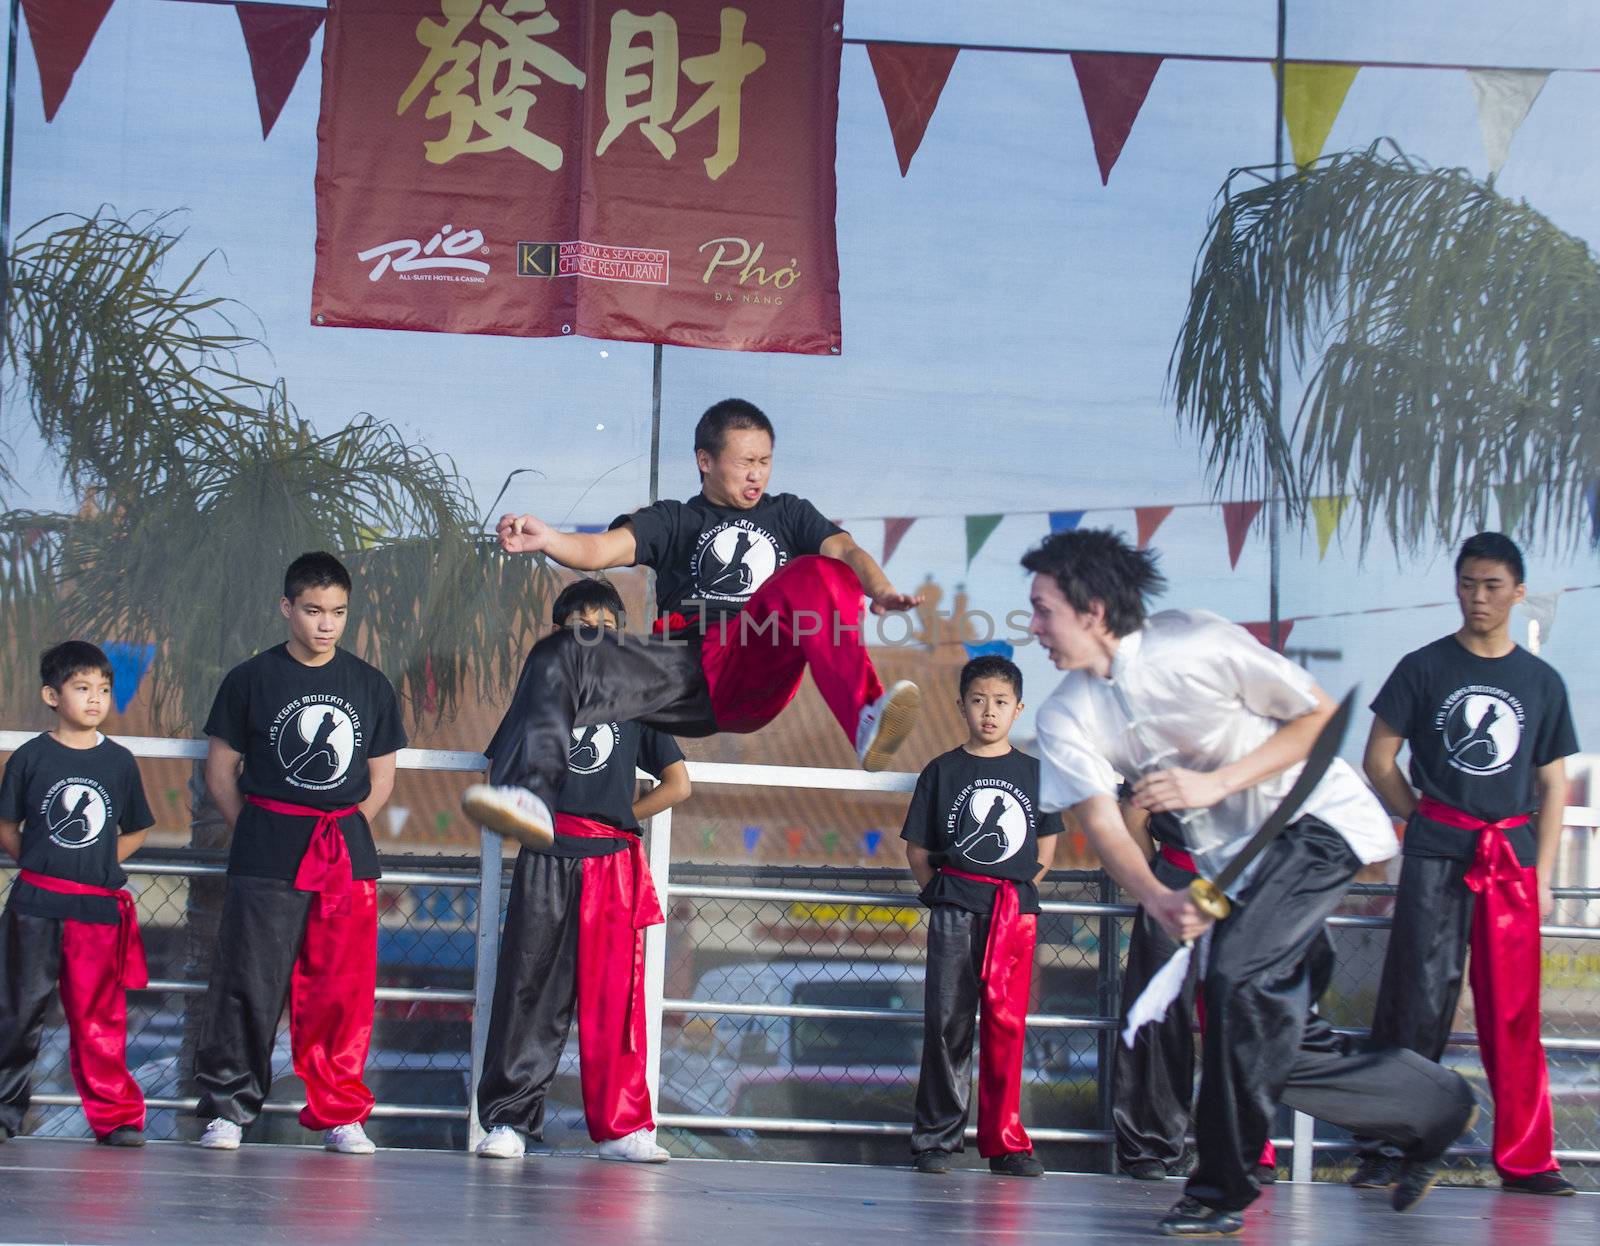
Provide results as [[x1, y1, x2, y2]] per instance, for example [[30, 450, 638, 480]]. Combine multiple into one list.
[[1022, 528, 1477, 1237]]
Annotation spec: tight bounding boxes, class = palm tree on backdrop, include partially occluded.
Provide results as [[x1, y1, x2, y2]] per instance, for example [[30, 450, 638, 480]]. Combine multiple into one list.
[[1170, 139, 1600, 552], [1, 210, 554, 1102]]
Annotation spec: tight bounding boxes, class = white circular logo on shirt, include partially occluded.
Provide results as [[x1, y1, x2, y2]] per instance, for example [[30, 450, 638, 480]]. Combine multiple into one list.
[[44, 779, 110, 850], [276, 702, 356, 789], [952, 788, 1029, 865], [568, 723, 618, 775], [1441, 689, 1523, 776], [693, 522, 780, 602]]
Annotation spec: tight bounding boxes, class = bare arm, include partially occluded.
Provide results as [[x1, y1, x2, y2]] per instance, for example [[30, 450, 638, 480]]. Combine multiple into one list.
[[1032, 830, 1057, 884], [204, 737, 246, 831], [1121, 801, 1156, 861], [1076, 793, 1211, 941], [497, 513, 637, 572], [361, 753, 398, 825], [0, 819, 20, 863], [633, 760, 691, 824], [819, 532, 922, 614], [117, 830, 148, 863], [905, 842, 936, 889], [1533, 757, 1567, 920], [1362, 715, 1418, 819], [1131, 684, 1338, 814]]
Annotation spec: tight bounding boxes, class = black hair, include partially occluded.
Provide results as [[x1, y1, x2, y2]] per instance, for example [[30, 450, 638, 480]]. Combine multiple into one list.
[[283, 551, 352, 601], [41, 640, 114, 691], [1020, 528, 1166, 638], [1455, 531, 1525, 584], [960, 655, 1023, 701], [694, 398, 775, 463], [552, 578, 626, 629]]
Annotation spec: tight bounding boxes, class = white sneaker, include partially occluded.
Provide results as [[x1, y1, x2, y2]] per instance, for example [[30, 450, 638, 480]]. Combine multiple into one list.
[[324, 1122, 376, 1154], [196, 1117, 242, 1150], [597, 1128, 669, 1163], [461, 784, 555, 851], [855, 680, 921, 772], [475, 1125, 525, 1159]]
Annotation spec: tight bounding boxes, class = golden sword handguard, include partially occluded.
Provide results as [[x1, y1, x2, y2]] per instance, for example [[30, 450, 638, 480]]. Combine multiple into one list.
[[1188, 877, 1231, 921]]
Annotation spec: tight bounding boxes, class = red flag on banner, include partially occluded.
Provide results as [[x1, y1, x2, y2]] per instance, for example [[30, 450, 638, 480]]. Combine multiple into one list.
[[882, 517, 916, 566], [866, 43, 959, 177], [1134, 504, 1173, 550], [1240, 620, 1295, 652], [1221, 500, 1264, 569], [236, 3, 325, 139], [1069, 52, 1162, 184], [314, 0, 843, 355], [22, 0, 115, 121]]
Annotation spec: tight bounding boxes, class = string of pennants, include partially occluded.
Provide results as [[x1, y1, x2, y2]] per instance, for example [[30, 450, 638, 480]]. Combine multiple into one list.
[[16, 1, 1585, 177]]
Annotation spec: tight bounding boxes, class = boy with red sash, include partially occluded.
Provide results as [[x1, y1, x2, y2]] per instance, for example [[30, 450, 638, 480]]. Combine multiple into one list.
[[474, 580, 690, 1164], [0, 642, 153, 1145], [902, 655, 1059, 1178], [1354, 533, 1576, 1197], [192, 553, 406, 1154]]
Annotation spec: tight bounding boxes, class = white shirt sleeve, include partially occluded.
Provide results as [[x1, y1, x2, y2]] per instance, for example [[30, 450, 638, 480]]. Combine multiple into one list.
[[1201, 616, 1320, 722], [1035, 695, 1121, 812]]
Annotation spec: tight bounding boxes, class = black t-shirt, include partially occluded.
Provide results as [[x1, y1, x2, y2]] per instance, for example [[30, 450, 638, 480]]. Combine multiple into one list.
[[0, 733, 155, 923], [612, 492, 841, 623], [1371, 635, 1578, 865], [204, 644, 407, 881], [900, 746, 1059, 915]]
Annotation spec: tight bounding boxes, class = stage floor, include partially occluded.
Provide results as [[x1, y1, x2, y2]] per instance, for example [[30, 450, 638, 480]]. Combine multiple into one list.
[[0, 1140, 1592, 1245]]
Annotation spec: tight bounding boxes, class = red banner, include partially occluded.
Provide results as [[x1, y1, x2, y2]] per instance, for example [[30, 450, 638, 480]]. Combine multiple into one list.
[[312, 0, 842, 355]]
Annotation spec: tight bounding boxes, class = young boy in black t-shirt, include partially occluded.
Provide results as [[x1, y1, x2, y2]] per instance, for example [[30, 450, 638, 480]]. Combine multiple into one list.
[[475, 579, 690, 1165], [1354, 533, 1577, 1197], [0, 641, 154, 1145], [902, 655, 1059, 1178], [192, 552, 406, 1154]]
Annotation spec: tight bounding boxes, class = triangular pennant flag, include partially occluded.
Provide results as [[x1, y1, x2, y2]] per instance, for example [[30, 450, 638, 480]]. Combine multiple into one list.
[[823, 831, 839, 856], [863, 829, 882, 857], [1070, 53, 1162, 184], [965, 514, 1003, 566], [700, 826, 717, 852], [882, 517, 916, 566], [1495, 480, 1534, 532], [742, 825, 761, 855], [1048, 510, 1085, 534], [963, 640, 1015, 662], [103, 642, 154, 713], [1309, 495, 1348, 560], [236, 3, 326, 139], [866, 43, 960, 176], [21, 0, 116, 121], [1587, 482, 1600, 543], [385, 807, 411, 838], [1221, 500, 1264, 569], [1278, 62, 1359, 167], [1468, 68, 1549, 178], [1520, 592, 1558, 644], [785, 828, 805, 857], [1240, 620, 1295, 652], [1134, 505, 1173, 549]]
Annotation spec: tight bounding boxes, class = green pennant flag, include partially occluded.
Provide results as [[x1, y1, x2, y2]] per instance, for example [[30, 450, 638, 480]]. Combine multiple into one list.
[[1496, 480, 1533, 532], [966, 514, 1003, 566]]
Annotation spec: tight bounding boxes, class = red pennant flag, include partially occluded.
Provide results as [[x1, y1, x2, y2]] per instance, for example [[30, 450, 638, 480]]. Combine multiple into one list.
[[1221, 500, 1264, 569], [22, 0, 115, 121], [236, 3, 325, 139], [1070, 53, 1162, 184], [785, 827, 805, 857], [1134, 505, 1173, 550], [1240, 620, 1295, 652], [882, 517, 915, 566], [866, 43, 959, 177]]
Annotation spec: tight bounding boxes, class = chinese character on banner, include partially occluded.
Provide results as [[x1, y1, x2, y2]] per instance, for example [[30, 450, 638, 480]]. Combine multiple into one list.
[[314, 0, 841, 355]]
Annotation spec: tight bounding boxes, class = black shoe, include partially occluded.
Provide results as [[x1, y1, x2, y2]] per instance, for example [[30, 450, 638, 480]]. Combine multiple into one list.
[[1125, 1159, 1167, 1181], [97, 1126, 146, 1148], [1501, 1171, 1576, 1197], [988, 1151, 1044, 1178], [1391, 1161, 1439, 1212], [1157, 1197, 1243, 1237], [912, 1150, 951, 1174], [1349, 1153, 1402, 1188], [1255, 1163, 1276, 1185]]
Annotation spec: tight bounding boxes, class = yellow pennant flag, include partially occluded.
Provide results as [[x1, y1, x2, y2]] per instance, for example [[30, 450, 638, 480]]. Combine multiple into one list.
[[1277, 63, 1360, 168], [1310, 495, 1348, 559]]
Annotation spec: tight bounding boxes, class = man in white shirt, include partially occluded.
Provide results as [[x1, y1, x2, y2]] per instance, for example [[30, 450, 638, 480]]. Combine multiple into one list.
[[1022, 529, 1476, 1238]]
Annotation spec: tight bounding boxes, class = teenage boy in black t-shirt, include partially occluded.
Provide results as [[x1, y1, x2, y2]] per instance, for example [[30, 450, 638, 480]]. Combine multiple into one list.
[[475, 580, 690, 1165], [0, 642, 154, 1145], [902, 655, 1058, 1178], [1353, 533, 1577, 1198], [192, 552, 406, 1155], [463, 398, 922, 849]]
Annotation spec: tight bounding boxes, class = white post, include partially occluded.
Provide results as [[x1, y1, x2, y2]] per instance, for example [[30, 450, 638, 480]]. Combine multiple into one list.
[[1291, 1110, 1315, 1183], [643, 803, 673, 1139], [468, 827, 503, 1151]]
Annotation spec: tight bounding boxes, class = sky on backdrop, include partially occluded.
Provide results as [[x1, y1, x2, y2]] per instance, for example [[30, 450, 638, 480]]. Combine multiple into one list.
[[3, 0, 1599, 759]]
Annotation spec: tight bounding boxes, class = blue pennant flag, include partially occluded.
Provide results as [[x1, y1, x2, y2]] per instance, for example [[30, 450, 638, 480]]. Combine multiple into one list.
[[103, 643, 156, 713], [963, 640, 1015, 662], [863, 829, 882, 857], [1048, 510, 1085, 534], [742, 826, 762, 855]]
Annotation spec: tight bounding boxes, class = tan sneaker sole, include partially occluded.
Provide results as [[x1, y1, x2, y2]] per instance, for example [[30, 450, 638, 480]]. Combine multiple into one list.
[[461, 785, 555, 852], [861, 681, 921, 772]]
